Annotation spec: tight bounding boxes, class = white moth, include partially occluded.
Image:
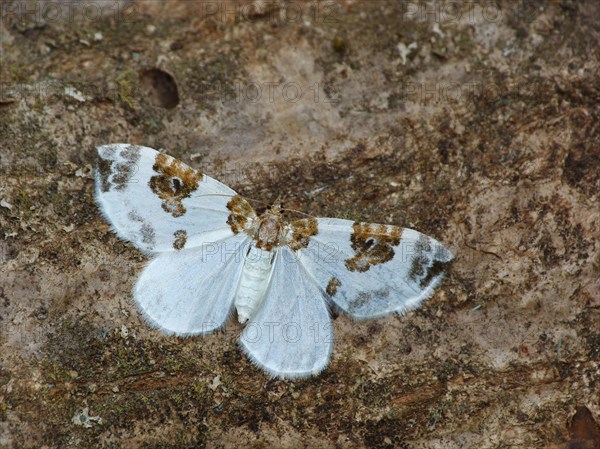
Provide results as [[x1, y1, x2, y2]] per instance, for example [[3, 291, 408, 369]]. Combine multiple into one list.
[[95, 144, 454, 378]]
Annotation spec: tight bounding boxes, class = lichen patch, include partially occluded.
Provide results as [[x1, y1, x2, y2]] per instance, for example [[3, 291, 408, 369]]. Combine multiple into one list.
[[345, 222, 401, 272], [148, 152, 202, 218]]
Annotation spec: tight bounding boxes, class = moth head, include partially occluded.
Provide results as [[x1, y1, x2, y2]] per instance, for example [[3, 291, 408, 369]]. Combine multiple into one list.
[[268, 194, 286, 216], [269, 204, 282, 215]]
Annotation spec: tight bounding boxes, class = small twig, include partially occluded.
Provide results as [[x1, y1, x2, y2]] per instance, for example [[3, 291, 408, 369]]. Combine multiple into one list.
[[463, 241, 503, 261]]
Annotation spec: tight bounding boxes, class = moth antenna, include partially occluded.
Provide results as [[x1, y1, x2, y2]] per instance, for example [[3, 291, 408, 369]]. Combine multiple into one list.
[[281, 207, 314, 218], [193, 193, 235, 198], [194, 193, 275, 209], [193, 193, 313, 217], [243, 196, 272, 208]]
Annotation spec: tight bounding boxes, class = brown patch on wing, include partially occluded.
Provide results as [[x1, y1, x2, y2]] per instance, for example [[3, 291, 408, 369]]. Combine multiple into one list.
[[140, 223, 156, 246], [226, 195, 255, 234], [347, 288, 390, 314], [345, 222, 401, 272], [326, 277, 341, 297], [101, 145, 118, 158], [173, 230, 187, 250], [408, 234, 433, 282], [349, 291, 372, 310], [408, 236, 453, 286], [409, 257, 428, 280], [148, 152, 202, 218], [127, 211, 156, 248], [113, 145, 141, 191], [288, 218, 318, 251], [97, 158, 113, 192], [419, 259, 450, 288]]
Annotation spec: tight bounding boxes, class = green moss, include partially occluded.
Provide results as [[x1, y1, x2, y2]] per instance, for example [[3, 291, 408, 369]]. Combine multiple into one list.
[[12, 189, 33, 213], [116, 70, 137, 109], [332, 37, 347, 54], [170, 391, 185, 406], [191, 380, 211, 402], [0, 402, 7, 420], [6, 63, 31, 83]]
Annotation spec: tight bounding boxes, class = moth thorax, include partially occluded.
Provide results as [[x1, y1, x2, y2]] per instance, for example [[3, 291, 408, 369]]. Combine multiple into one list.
[[255, 214, 284, 250]]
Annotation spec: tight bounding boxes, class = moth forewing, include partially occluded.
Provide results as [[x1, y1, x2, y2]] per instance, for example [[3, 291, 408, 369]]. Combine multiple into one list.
[[291, 219, 454, 320], [96, 144, 239, 253]]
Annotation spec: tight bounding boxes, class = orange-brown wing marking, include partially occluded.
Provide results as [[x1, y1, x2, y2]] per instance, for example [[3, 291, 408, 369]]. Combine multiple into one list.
[[148, 153, 202, 218], [226, 195, 256, 234], [288, 218, 318, 251], [173, 230, 188, 250], [326, 277, 342, 297], [345, 222, 402, 273]]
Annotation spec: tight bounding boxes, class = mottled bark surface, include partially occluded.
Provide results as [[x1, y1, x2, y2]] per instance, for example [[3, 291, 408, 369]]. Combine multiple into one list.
[[1, 1, 598, 448]]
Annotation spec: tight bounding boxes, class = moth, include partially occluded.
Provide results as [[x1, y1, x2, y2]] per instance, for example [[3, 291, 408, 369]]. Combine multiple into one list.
[[95, 144, 454, 378]]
